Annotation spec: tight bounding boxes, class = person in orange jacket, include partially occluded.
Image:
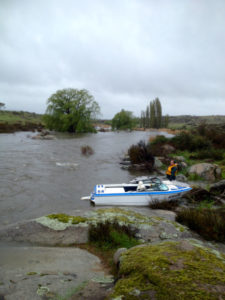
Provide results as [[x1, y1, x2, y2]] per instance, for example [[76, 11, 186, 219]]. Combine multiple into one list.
[[166, 160, 178, 181]]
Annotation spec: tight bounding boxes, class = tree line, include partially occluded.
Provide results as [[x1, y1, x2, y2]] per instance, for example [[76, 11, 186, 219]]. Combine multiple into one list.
[[31, 88, 170, 133]]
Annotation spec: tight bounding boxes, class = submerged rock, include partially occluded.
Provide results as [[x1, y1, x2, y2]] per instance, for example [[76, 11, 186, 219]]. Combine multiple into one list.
[[110, 239, 225, 300], [31, 130, 55, 140]]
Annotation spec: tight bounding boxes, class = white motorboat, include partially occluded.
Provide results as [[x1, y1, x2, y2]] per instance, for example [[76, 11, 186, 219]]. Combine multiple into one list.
[[81, 177, 192, 206]]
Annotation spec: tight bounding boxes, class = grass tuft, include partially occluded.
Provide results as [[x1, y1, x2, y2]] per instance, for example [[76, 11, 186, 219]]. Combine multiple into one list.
[[88, 219, 140, 250]]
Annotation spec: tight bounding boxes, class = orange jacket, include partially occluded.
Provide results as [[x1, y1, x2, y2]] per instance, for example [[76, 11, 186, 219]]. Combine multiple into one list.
[[166, 164, 178, 176]]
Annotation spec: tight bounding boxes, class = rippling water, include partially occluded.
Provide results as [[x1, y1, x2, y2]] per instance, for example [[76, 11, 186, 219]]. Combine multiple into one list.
[[0, 130, 172, 227]]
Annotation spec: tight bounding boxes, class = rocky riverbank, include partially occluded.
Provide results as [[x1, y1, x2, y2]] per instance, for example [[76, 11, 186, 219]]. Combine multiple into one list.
[[0, 206, 225, 299]]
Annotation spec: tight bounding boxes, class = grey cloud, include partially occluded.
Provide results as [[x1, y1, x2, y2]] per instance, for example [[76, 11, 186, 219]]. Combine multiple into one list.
[[0, 0, 225, 118]]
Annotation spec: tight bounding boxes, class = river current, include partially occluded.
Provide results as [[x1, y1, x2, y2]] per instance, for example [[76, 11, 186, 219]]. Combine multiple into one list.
[[0, 131, 172, 227]]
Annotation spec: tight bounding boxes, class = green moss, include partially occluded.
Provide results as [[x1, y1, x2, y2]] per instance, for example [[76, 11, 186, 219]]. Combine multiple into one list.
[[27, 272, 38, 276], [36, 214, 88, 230], [47, 213, 71, 223], [47, 214, 87, 224], [71, 216, 87, 224], [110, 241, 225, 300]]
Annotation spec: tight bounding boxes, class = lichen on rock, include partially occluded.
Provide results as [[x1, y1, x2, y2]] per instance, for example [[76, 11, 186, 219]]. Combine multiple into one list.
[[87, 208, 186, 232], [35, 214, 88, 230]]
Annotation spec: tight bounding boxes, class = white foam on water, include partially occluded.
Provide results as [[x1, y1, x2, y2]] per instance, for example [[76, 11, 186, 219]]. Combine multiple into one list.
[[56, 162, 79, 169]]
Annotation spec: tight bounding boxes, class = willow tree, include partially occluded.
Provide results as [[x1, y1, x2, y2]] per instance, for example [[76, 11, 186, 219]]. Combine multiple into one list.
[[112, 109, 137, 130], [43, 88, 100, 133]]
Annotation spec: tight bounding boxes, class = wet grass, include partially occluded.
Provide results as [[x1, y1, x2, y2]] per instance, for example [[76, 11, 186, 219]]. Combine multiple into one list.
[[176, 207, 225, 242]]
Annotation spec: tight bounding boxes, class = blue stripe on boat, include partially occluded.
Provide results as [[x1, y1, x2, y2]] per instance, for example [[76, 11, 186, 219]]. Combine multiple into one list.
[[93, 187, 192, 197]]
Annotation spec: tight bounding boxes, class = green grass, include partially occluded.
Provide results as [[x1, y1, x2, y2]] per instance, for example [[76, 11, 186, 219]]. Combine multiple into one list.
[[169, 150, 195, 165], [188, 173, 204, 181], [197, 199, 215, 209], [0, 110, 43, 125], [168, 122, 193, 130]]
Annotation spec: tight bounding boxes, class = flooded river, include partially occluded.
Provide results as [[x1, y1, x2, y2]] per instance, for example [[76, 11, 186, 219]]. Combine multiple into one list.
[[0, 131, 172, 227]]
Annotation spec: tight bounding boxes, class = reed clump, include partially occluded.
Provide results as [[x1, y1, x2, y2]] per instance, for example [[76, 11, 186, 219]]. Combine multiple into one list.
[[176, 207, 225, 242]]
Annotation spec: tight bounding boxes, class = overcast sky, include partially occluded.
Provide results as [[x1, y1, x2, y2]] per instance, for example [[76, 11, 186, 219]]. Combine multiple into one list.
[[0, 0, 225, 118]]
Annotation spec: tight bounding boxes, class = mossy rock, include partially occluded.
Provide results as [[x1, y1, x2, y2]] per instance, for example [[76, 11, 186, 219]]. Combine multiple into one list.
[[110, 240, 225, 299]]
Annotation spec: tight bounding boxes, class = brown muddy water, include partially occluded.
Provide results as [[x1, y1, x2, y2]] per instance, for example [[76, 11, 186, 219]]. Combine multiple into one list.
[[0, 131, 173, 227]]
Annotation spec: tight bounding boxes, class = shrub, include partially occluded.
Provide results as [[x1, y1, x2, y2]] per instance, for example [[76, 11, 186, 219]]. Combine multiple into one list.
[[192, 148, 224, 160], [150, 135, 169, 145], [176, 207, 225, 242], [88, 220, 139, 250], [128, 140, 154, 170], [194, 123, 225, 149], [150, 135, 170, 156], [171, 132, 211, 152]]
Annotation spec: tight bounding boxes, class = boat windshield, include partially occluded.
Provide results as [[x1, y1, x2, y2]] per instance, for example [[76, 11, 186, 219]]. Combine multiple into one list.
[[146, 183, 168, 191], [158, 183, 169, 191]]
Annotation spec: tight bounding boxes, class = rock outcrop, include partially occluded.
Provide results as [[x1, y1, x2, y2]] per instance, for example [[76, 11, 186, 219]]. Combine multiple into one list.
[[189, 163, 222, 181], [1, 207, 224, 300], [0, 208, 193, 246], [110, 239, 225, 300]]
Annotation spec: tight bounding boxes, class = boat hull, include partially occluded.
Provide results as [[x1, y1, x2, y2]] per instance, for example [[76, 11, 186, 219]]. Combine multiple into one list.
[[91, 187, 191, 206]]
